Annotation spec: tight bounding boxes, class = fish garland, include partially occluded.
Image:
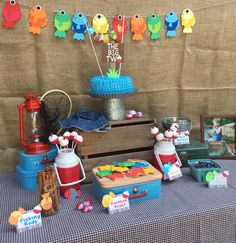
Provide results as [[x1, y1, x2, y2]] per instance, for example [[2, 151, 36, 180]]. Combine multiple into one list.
[[54, 10, 71, 38], [72, 12, 94, 40], [131, 14, 146, 41], [181, 9, 195, 34], [29, 5, 47, 35], [111, 15, 128, 42], [1, 0, 22, 29], [92, 13, 109, 43], [165, 11, 179, 37], [147, 13, 162, 40]]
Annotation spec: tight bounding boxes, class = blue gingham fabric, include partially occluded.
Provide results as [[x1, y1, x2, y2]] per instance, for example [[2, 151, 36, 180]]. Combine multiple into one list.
[[1, 160, 236, 243]]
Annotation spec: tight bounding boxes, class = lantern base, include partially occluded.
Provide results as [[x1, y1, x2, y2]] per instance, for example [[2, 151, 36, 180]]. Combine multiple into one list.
[[25, 142, 51, 155]]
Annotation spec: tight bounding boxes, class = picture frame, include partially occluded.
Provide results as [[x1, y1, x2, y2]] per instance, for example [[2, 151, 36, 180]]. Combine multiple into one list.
[[200, 115, 236, 159]]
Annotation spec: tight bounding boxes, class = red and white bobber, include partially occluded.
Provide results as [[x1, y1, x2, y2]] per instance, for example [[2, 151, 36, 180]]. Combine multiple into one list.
[[151, 127, 159, 135]]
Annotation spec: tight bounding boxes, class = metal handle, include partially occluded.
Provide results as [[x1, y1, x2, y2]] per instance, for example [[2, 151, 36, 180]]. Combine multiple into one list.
[[18, 103, 27, 146], [54, 159, 86, 187]]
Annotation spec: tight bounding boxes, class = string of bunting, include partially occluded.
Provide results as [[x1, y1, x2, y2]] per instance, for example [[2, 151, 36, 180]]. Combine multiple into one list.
[[1, 1, 196, 40]]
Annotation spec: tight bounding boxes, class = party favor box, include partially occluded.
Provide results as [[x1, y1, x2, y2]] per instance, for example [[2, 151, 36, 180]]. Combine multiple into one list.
[[92, 162, 162, 203]]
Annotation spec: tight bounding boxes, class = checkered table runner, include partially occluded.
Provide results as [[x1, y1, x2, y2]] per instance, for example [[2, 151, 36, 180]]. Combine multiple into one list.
[[1, 160, 236, 243]]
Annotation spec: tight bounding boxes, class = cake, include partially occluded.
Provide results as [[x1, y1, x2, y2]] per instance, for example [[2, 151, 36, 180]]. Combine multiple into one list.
[[89, 69, 136, 95]]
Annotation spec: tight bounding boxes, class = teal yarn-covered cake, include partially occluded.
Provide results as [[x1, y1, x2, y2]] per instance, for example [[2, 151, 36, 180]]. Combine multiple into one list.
[[89, 69, 135, 95]]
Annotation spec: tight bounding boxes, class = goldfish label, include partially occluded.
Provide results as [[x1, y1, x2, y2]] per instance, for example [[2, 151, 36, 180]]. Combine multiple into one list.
[[108, 191, 130, 214], [16, 210, 42, 233], [102, 43, 124, 63]]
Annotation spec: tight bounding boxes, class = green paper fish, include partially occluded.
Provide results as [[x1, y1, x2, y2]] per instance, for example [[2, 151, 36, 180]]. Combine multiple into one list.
[[147, 13, 162, 40], [54, 10, 71, 38]]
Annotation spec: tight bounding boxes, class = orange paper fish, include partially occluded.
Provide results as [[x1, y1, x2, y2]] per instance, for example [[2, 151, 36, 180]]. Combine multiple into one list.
[[29, 5, 47, 35], [131, 14, 146, 41]]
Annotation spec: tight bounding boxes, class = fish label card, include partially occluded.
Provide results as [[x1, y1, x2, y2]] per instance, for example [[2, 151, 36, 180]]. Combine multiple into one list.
[[102, 43, 124, 63], [174, 132, 190, 145], [108, 191, 130, 214], [16, 210, 42, 233]]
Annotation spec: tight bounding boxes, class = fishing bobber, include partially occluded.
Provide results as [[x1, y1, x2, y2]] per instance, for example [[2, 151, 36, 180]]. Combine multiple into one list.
[[70, 131, 78, 139], [58, 136, 64, 142], [135, 111, 142, 118], [116, 55, 123, 63], [170, 122, 179, 132], [127, 113, 133, 120], [33, 205, 42, 214], [74, 135, 83, 145], [63, 131, 71, 140], [172, 131, 179, 140], [128, 110, 137, 117], [151, 126, 159, 135], [164, 129, 173, 139], [184, 130, 190, 136], [156, 132, 164, 142], [48, 134, 58, 144], [59, 138, 69, 148]]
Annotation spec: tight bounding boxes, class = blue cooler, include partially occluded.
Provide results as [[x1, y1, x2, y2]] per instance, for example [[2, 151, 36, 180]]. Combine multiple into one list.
[[16, 146, 57, 189], [92, 163, 162, 203]]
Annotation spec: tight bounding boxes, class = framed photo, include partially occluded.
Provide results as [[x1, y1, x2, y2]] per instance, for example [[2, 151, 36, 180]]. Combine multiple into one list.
[[200, 115, 236, 159]]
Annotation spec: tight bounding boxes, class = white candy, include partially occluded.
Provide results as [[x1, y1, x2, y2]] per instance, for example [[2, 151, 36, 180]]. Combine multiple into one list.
[[156, 133, 164, 141], [48, 134, 58, 142], [74, 135, 83, 144], [170, 125, 178, 132], [58, 136, 64, 141], [63, 131, 71, 138], [60, 138, 69, 147], [172, 122, 179, 128], [172, 131, 179, 139], [136, 112, 142, 118], [164, 130, 173, 138], [151, 127, 159, 135]]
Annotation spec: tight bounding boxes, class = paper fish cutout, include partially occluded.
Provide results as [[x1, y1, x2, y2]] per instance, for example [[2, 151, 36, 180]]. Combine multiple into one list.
[[40, 192, 52, 210], [181, 9, 195, 34], [98, 165, 112, 171], [54, 10, 71, 38], [92, 13, 109, 43], [126, 167, 145, 177], [102, 192, 115, 208], [29, 5, 47, 35], [1, 0, 22, 29], [113, 161, 136, 167], [72, 12, 94, 40], [111, 15, 128, 42], [131, 14, 146, 41], [147, 13, 162, 40], [8, 207, 25, 225], [165, 11, 179, 37]]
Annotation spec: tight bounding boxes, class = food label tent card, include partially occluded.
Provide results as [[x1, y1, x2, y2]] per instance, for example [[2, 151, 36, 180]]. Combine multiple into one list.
[[102, 43, 124, 63]]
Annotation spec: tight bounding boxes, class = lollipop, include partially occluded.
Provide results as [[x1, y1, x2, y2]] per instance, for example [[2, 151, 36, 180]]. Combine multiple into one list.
[[73, 135, 83, 150], [33, 205, 42, 214], [48, 134, 59, 150], [60, 138, 69, 150], [151, 127, 159, 135], [164, 129, 173, 139], [63, 131, 71, 139], [172, 131, 179, 140], [156, 133, 164, 142]]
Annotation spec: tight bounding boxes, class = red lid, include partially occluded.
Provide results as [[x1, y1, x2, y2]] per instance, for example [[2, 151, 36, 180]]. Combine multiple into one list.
[[24, 93, 41, 112]]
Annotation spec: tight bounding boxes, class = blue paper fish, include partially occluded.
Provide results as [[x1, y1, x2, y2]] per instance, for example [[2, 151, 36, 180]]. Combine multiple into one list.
[[165, 12, 179, 37], [72, 12, 94, 40]]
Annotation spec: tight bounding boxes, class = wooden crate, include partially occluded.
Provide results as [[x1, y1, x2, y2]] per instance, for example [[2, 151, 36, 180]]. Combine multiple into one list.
[[76, 115, 155, 183]]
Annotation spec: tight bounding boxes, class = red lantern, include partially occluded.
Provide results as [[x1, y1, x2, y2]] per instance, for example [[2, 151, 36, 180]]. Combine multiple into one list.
[[18, 93, 51, 154]]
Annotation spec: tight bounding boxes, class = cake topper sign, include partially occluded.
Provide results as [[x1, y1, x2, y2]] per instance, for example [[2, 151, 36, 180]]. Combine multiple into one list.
[[102, 43, 124, 63]]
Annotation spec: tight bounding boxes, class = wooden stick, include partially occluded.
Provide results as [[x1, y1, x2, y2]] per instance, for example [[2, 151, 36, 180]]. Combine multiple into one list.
[[119, 15, 125, 75], [84, 20, 104, 77]]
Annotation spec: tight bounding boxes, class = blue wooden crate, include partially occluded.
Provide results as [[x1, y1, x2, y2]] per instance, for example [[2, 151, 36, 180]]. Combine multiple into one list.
[[92, 163, 162, 203]]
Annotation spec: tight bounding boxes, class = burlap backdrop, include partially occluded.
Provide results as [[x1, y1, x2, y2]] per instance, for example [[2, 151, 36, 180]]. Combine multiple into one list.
[[0, 0, 236, 172]]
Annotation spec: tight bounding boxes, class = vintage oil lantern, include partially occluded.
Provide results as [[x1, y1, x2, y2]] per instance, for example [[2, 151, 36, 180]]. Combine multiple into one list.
[[18, 93, 51, 155]]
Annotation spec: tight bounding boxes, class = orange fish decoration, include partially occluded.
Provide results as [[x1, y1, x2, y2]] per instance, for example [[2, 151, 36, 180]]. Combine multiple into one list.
[[8, 207, 25, 225], [130, 14, 146, 41], [1, 0, 22, 29], [40, 192, 52, 210], [29, 5, 47, 35]]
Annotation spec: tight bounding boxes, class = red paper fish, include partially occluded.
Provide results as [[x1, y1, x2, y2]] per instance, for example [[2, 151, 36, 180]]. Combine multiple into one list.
[[111, 15, 128, 42], [126, 167, 145, 177], [1, 0, 22, 29]]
